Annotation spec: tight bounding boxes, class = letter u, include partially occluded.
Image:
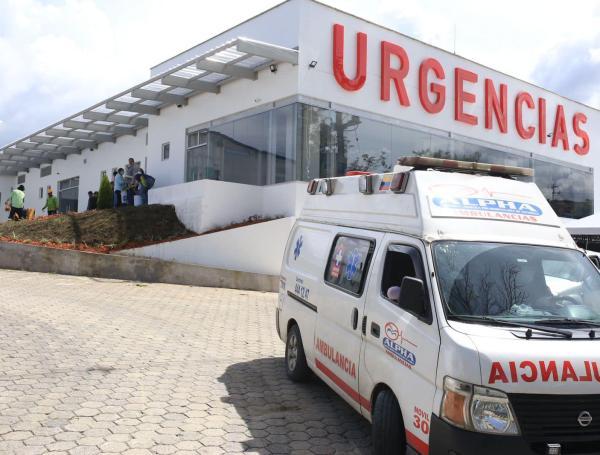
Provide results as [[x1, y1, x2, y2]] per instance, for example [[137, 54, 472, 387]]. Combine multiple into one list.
[[593, 362, 600, 382], [333, 23, 367, 91]]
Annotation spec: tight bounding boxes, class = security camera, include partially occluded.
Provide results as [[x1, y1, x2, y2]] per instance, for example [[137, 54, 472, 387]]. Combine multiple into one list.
[[269, 64, 278, 73]]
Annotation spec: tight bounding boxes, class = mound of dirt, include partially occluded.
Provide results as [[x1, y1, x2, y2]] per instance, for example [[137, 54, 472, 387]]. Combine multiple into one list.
[[0, 204, 192, 252]]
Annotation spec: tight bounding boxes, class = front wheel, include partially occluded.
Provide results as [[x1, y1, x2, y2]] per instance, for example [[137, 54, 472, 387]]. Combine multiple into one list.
[[372, 389, 406, 455], [285, 324, 311, 382]]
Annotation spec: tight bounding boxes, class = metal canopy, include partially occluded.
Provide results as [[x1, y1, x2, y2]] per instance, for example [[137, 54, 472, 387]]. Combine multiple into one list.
[[0, 38, 298, 176]]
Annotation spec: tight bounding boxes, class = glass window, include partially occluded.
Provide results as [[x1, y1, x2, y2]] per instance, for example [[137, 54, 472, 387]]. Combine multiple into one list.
[[382, 250, 416, 300], [58, 176, 79, 213], [433, 241, 600, 322], [533, 159, 593, 219], [17, 174, 25, 184], [333, 113, 392, 175], [381, 245, 430, 320], [185, 132, 208, 182], [271, 104, 298, 183], [161, 143, 170, 161], [40, 166, 51, 178], [391, 125, 436, 163], [210, 112, 270, 186], [325, 235, 374, 296], [298, 105, 333, 180]]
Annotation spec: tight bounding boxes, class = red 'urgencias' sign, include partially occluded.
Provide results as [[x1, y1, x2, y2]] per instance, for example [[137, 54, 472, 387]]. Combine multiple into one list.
[[332, 24, 590, 156]]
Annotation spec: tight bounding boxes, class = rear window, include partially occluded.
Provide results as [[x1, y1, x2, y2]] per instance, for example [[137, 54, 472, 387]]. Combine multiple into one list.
[[325, 235, 374, 296]]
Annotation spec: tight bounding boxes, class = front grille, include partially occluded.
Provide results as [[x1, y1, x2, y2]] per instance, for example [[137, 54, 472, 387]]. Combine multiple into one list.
[[509, 394, 600, 442]]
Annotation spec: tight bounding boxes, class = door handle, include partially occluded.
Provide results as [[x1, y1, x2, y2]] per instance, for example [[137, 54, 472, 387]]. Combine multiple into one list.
[[371, 322, 380, 338], [351, 308, 359, 330]]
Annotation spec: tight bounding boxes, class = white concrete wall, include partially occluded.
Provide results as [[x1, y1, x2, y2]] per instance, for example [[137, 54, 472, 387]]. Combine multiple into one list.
[[122, 216, 295, 276], [6, 129, 148, 217], [0, 176, 14, 223], [150, 179, 306, 233]]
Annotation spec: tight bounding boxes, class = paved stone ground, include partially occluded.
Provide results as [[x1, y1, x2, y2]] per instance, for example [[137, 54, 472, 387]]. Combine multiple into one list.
[[0, 270, 371, 454]]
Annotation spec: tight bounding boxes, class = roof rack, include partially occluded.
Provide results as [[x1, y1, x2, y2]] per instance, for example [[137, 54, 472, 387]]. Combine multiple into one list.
[[398, 156, 534, 177]]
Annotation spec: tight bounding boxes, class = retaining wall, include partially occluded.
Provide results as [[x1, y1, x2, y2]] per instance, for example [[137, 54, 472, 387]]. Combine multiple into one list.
[[0, 242, 277, 292]]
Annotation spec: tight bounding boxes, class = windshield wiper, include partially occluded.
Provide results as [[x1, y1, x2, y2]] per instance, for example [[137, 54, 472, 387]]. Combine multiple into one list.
[[530, 318, 600, 328], [447, 314, 573, 339], [529, 318, 600, 339]]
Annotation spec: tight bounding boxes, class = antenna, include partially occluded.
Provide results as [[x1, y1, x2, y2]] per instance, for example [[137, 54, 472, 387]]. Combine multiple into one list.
[[453, 24, 457, 54]]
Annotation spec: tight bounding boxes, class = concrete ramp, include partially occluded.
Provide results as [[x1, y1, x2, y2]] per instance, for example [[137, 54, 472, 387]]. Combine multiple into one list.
[[121, 217, 295, 276], [0, 242, 277, 292]]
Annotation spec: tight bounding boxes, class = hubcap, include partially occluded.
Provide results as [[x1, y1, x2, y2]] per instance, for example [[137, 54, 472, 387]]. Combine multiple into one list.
[[287, 333, 298, 371]]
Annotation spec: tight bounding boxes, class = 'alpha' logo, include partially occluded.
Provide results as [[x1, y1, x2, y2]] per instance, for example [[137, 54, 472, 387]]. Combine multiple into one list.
[[383, 337, 416, 368], [432, 197, 542, 216]]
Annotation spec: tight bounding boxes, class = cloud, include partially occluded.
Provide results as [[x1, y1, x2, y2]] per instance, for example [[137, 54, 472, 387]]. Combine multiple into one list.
[[532, 37, 600, 109], [0, 0, 598, 148], [321, 0, 600, 107], [0, 0, 280, 147]]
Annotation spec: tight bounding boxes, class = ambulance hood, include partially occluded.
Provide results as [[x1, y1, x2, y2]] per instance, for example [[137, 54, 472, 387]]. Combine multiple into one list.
[[450, 321, 600, 394]]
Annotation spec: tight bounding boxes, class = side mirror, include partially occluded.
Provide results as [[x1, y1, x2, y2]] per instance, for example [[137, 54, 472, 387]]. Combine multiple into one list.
[[399, 276, 427, 317], [590, 255, 600, 270]]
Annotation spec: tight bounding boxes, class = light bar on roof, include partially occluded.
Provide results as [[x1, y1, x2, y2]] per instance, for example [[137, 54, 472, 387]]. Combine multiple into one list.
[[397, 156, 534, 177]]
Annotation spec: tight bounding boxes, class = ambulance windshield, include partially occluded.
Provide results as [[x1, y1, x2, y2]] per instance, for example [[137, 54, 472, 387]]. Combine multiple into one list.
[[433, 242, 600, 324]]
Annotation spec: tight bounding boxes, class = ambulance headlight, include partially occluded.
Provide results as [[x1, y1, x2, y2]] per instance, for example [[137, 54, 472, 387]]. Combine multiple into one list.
[[471, 386, 518, 434], [441, 377, 519, 435]]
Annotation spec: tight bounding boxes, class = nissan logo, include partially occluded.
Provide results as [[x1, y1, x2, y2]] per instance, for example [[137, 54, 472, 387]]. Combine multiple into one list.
[[578, 411, 593, 428]]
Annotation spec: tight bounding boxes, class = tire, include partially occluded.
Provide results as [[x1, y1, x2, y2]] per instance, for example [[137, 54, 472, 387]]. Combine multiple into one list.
[[372, 389, 406, 455], [285, 324, 311, 382]]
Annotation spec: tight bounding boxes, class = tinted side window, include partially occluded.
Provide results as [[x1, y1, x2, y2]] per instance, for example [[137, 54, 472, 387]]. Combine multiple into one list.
[[325, 235, 374, 296], [381, 245, 430, 319]]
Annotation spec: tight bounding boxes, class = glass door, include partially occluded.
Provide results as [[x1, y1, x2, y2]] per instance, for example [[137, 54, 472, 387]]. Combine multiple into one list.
[[58, 176, 79, 213]]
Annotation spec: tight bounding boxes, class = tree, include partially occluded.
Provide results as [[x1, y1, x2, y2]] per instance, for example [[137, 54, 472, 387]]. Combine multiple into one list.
[[96, 174, 113, 209]]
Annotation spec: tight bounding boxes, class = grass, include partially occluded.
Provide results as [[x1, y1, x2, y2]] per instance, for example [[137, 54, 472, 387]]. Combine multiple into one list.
[[0, 204, 192, 252]]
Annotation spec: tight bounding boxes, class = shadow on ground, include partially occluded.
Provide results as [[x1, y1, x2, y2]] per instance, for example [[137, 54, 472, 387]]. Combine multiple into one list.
[[219, 356, 372, 454]]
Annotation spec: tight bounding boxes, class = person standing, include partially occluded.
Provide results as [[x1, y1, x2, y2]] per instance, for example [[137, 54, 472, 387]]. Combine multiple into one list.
[[86, 191, 97, 210], [124, 158, 139, 206], [135, 169, 155, 206], [114, 168, 126, 207], [8, 185, 25, 220], [42, 189, 59, 216]]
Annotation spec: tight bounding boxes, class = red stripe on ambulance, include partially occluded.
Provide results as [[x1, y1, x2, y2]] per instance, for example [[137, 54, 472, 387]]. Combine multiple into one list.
[[314, 359, 430, 455]]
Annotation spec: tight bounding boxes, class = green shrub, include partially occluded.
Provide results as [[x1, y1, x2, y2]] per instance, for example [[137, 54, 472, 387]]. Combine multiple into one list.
[[97, 174, 113, 209]]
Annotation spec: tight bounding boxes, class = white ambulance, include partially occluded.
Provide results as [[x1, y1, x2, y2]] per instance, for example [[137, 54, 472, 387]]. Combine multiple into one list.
[[276, 157, 600, 455]]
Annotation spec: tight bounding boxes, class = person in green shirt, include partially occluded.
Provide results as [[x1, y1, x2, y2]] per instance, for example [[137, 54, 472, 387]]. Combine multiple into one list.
[[42, 190, 59, 216], [7, 185, 25, 220]]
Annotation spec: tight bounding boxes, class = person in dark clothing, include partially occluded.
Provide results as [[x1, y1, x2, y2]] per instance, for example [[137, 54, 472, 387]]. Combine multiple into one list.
[[87, 191, 97, 210], [125, 158, 139, 206]]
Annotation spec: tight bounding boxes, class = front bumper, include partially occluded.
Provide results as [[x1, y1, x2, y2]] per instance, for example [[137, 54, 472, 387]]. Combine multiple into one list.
[[429, 414, 599, 455]]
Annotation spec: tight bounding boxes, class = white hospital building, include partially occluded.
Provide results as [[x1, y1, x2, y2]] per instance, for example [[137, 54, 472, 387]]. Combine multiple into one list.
[[0, 0, 598, 274]]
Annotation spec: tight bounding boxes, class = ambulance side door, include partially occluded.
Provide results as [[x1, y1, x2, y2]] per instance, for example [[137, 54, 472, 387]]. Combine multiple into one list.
[[313, 229, 383, 413], [360, 235, 440, 453], [281, 222, 335, 369]]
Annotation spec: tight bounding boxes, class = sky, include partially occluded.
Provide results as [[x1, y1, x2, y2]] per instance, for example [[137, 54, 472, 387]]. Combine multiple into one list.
[[0, 0, 599, 147]]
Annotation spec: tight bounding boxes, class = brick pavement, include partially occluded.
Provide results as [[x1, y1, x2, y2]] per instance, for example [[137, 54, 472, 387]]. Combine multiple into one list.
[[0, 270, 371, 454]]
